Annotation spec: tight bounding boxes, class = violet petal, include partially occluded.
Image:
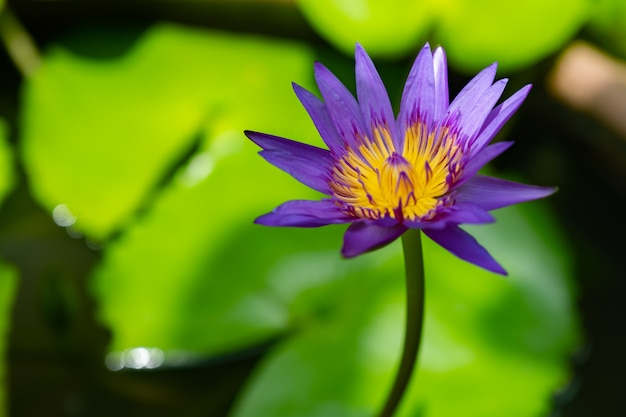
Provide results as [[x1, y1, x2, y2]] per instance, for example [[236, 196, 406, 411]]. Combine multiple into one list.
[[439, 203, 496, 225], [471, 85, 532, 154], [355, 44, 399, 142], [341, 220, 407, 258], [423, 226, 507, 275], [461, 78, 508, 144], [456, 175, 557, 211], [444, 63, 497, 129], [245, 131, 333, 194], [255, 199, 351, 228], [432, 46, 449, 120], [458, 141, 514, 185], [292, 83, 344, 154], [404, 204, 494, 230], [399, 44, 435, 143], [314, 62, 368, 149]]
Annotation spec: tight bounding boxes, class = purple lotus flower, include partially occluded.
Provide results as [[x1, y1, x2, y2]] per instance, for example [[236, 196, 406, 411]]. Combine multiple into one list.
[[245, 44, 555, 275]]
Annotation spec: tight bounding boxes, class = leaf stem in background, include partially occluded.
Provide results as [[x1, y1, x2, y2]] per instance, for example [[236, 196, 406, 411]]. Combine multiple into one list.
[[377, 229, 425, 417], [0, 6, 41, 77]]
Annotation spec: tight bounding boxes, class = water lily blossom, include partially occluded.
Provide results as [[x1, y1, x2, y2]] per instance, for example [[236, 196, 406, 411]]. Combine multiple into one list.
[[245, 43, 555, 275]]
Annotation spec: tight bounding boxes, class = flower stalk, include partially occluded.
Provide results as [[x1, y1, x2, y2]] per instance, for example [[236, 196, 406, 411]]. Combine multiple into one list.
[[377, 229, 424, 417]]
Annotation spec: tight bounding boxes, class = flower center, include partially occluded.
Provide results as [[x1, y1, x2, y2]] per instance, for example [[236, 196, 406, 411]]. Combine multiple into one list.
[[330, 123, 463, 221]]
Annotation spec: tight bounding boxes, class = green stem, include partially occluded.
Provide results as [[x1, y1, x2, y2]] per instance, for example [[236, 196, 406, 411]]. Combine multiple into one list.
[[377, 229, 424, 417]]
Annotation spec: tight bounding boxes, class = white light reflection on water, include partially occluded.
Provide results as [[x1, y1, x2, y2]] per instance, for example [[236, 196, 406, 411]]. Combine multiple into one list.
[[52, 204, 77, 227], [105, 347, 165, 371], [104, 348, 202, 371]]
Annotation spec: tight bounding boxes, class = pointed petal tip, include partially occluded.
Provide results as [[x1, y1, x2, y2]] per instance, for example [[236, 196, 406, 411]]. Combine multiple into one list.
[[340, 245, 359, 259], [313, 62, 328, 80], [480, 61, 499, 78], [525, 184, 559, 200], [432, 45, 447, 66], [424, 225, 508, 276], [416, 43, 432, 59], [243, 130, 264, 146], [313, 61, 327, 73], [355, 43, 375, 68], [292, 82, 314, 98], [242, 131, 284, 150], [488, 262, 508, 276], [545, 185, 559, 197], [513, 84, 533, 101], [253, 212, 274, 226], [476, 253, 508, 276], [354, 43, 373, 66]]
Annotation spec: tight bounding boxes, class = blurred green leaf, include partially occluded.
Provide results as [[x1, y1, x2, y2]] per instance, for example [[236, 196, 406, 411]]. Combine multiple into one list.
[[230, 203, 581, 417], [0, 120, 14, 209], [297, 0, 591, 71], [90, 139, 336, 355], [86, 26, 328, 355], [230, 246, 404, 417], [434, 0, 591, 72], [297, 0, 433, 59], [20, 24, 315, 240], [588, 0, 626, 57], [0, 261, 18, 417]]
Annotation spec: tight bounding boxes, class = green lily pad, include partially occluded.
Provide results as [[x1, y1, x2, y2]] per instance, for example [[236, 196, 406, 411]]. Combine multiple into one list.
[[297, 0, 591, 71], [435, 0, 591, 72], [86, 27, 326, 356], [297, 0, 433, 59], [0, 261, 18, 417], [230, 202, 580, 417], [20, 24, 315, 240], [90, 137, 333, 355]]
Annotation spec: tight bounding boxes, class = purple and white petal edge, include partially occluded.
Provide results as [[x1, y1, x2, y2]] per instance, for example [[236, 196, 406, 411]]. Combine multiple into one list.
[[355, 44, 399, 140], [444, 62, 497, 128], [399, 44, 435, 144], [432, 46, 449, 120], [470, 85, 532, 154], [459, 78, 508, 144]]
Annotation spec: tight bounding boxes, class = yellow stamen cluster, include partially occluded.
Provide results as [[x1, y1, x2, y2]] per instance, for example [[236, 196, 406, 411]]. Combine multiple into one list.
[[330, 123, 463, 221]]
